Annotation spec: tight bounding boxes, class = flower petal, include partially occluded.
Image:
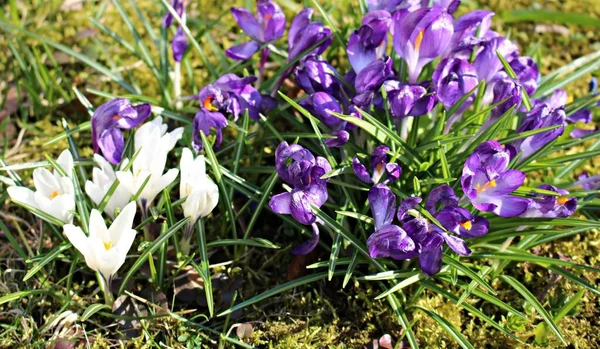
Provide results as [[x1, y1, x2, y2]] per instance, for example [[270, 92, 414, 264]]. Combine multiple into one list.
[[226, 41, 260, 61]]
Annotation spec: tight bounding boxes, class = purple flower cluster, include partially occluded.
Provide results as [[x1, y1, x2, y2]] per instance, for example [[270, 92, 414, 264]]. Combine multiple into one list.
[[462, 141, 577, 218], [269, 142, 332, 255], [191, 74, 274, 151], [367, 184, 488, 276]]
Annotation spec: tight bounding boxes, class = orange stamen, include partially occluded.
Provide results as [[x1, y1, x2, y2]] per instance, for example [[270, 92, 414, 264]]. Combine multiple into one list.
[[414, 30, 424, 53], [50, 191, 59, 199], [476, 179, 497, 194], [556, 196, 569, 206], [113, 115, 121, 120], [460, 220, 473, 231], [203, 96, 218, 111]]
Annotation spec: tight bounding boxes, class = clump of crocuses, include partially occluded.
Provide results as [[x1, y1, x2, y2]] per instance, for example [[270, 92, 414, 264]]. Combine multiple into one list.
[[269, 141, 331, 255], [367, 184, 488, 276]]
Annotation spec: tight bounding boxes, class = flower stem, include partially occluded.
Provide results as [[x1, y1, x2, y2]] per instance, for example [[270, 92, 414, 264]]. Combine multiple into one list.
[[399, 118, 410, 141], [256, 47, 270, 89]]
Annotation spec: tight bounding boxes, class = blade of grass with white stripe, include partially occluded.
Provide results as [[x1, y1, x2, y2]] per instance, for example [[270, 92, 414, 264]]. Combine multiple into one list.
[[195, 218, 213, 317], [23, 243, 71, 282], [441, 255, 496, 295], [201, 132, 238, 242]]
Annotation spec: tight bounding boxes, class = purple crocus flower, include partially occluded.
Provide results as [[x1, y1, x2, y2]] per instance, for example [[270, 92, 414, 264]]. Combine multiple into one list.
[[384, 80, 436, 118], [520, 185, 577, 218], [299, 92, 345, 131], [366, 184, 418, 260], [347, 11, 391, 74], [425, 184, 459, 214], [162, 0, 189, 62], [226, 0, 286, 61], [324, 130, 350, 148], [367, 0, 420, 13], [367, 184, 480, 276], [510, 56, 540, 96], [192, 74, 271, 150], [294, 55, 344, 97], [512, 103, 566, 159], [532, 89, 594, 138], [288, 9, 332, 62], [420, 0, 461, 14], [91, 98, 151, 164], [353, 57, 395, 108], [443, 10, 494, 57], [352, 145, 402, 184], [432, 58, 479, 111], [462, 141, 530, 217], [269, 142, 331, 254], [575, 172, 600, 190], [454, 36, 519, 84], [489, 74, 522, 123], [392, 6, 454, 83]]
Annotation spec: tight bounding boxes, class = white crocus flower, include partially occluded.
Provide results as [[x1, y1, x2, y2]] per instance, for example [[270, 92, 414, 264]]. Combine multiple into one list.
[[63, 201, 137, 283], [85, 154, 131, 219], [7, 149, 75, 224], [116, 117, 183, 210], [180, 148, 219, 222]]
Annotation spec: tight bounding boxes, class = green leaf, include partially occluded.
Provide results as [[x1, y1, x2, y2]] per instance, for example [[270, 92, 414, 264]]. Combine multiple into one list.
[[81, 304, 111, 321], [24, 243, 71, 282], [499, 275, 567, 345], [412, 305, 475, 349], [0, 290, 49, 305], [441, 255, 496, 295], [206, 238, 279, 249]]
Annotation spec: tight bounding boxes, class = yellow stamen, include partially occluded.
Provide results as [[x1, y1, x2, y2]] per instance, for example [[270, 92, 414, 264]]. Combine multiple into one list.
[[375, 163, 384, 174], [460, 220, 473, 231], [414, 30, 424, 53], [476, 179, 497, 194], [50, 191, 59, 199], [203, 96, 218, 111], [103, 241, 112, 250], [556, 196, 569, 206]]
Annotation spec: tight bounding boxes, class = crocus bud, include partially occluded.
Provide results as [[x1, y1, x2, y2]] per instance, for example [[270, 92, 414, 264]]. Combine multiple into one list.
[[444, 10, 494, 57], [510, 56, 539, 96], [179, 148, 219, 222], [299, 92, 344, 130], [470, 36, 519, 83], [491, 75, 522, 119], [294, 55, 342, 96], [7, 149, 75, 224], [288, 9, 332, 62], [64, 202, 137, 284], [512, 104, 566, 159], [384, 81, 436, 119], [392, 6, 454, 83], [432, 58, 479, 110], [347, 11, 391, 74]]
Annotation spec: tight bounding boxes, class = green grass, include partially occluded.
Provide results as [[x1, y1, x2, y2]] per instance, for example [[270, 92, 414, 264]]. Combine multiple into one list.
[[1, 0, 600, 348]]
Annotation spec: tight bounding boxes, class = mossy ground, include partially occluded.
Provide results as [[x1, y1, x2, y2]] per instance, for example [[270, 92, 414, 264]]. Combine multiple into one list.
[[1, 0, 599, 348]]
